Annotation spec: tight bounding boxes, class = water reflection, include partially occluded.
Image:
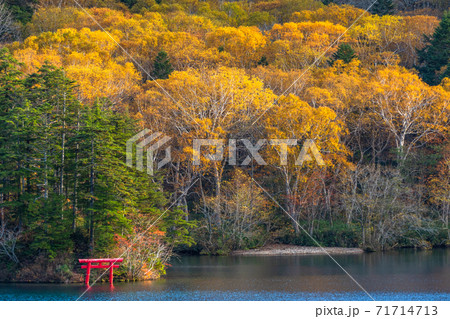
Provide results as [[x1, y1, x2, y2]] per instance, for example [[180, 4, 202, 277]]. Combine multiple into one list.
[[0, 249, 448, 301]]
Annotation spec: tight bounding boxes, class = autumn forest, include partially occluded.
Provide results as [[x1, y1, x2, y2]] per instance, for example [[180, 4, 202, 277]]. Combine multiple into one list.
[[0, 0, 449, 282]]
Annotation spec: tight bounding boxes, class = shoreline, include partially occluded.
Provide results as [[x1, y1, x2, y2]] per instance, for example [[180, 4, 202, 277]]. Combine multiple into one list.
[[231, 244, 364, 256]]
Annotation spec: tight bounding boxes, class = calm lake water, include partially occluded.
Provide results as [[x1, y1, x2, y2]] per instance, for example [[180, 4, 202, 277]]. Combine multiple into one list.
[[1, 249, 449, 301]]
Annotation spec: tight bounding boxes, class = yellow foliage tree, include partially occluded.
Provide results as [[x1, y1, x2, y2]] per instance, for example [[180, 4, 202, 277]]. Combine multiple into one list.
[[364, 67, 449, 163], [206, 26, 267, 68], [350, 14, 438, 68], [264, 94, 349, 233], [291, 4, 368, 27], [12, 28, 140, 105], [267, 21, 347, 70], [138, 67, 276, 214]]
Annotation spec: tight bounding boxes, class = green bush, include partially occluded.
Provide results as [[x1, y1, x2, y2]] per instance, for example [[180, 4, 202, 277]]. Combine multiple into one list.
[[278, 221, 361, 248]]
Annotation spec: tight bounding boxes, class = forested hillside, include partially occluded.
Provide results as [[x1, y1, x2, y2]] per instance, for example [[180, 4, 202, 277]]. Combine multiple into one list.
[[0, 0, 449, 282]]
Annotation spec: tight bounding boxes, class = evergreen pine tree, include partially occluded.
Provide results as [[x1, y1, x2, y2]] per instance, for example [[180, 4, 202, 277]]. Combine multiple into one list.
[[151, 50, 173, 80], [417, 11, 450, 85], [371, 0, 395, 16], [119, 0, 137, 9], [331, 43, 357, 64], [22, 63, 79, 257], [258, 56, 269, 66], [0, 48, 25, 234], [0, 49, 180, 267]]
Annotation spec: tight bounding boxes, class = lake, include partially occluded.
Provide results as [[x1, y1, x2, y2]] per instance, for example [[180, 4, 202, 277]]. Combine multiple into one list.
[[0, 249, 449, 301]]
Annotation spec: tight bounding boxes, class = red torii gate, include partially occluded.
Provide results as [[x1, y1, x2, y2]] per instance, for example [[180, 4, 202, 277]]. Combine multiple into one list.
[[79, 258, 123, 286]]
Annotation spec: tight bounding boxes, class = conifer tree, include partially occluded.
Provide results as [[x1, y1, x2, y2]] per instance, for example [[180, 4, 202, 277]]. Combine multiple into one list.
[[0, 48, 25, 233], [371, 0, 395, 16], [417, 11, 450, 85], [151, 50, 174, 80], [331, 43, 357, 64]]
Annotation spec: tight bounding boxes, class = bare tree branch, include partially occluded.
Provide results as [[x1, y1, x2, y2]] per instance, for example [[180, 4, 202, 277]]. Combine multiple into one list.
[[0, 0, 18, 43], [0, 221, 20, 264]]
